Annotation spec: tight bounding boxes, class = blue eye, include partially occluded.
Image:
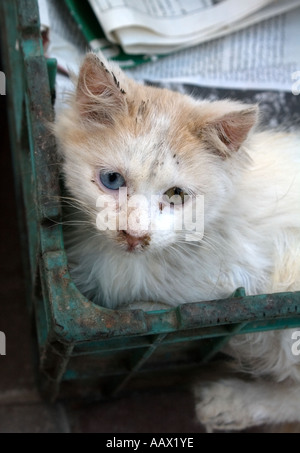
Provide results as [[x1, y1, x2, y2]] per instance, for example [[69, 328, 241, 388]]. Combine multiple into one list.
[[99, 171, 126, 190]]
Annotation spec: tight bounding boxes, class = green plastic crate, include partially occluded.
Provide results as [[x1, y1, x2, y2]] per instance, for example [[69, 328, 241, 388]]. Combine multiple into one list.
[[1, 0, 300, 401]]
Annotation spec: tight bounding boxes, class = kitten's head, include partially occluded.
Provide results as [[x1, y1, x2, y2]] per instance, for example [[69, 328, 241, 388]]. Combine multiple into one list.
[[55, 53, 258, 254]]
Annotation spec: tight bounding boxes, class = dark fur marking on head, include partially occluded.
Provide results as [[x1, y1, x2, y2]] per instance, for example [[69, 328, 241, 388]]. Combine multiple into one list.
[[109, 71, 126, 95], [100, 61, 110, 74], [112, 72, 120, 89], [137, 100, 149, 118]]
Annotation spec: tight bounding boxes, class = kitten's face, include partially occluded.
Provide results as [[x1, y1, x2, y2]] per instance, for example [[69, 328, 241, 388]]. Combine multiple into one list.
[[55, 54, 257, 254]]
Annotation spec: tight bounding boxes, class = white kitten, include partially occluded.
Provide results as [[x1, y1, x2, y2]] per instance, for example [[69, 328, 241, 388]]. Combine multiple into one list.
[[54, 53, 300, 431]]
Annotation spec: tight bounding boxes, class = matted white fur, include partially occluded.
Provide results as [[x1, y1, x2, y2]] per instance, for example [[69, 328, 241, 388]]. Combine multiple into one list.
[[54, 53, 300, 431]]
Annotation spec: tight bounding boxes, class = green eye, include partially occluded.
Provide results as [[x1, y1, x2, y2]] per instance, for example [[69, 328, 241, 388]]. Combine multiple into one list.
[[163, 187, 188, 205]]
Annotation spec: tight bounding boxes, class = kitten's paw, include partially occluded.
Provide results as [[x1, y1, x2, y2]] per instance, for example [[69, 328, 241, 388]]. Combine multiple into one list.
[[194, 379, 267, 432]]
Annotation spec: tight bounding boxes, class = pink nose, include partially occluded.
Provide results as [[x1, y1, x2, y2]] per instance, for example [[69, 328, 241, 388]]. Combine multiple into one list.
[[121, 231, 150, 250]]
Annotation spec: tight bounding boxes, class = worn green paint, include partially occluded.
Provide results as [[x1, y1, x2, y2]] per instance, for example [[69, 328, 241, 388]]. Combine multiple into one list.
[[1, 0, 299, 401]]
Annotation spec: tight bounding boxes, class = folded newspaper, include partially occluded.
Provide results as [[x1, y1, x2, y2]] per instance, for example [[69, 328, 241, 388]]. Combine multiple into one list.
[[87, 0, 300, 55], [39, 0, 300, 94]]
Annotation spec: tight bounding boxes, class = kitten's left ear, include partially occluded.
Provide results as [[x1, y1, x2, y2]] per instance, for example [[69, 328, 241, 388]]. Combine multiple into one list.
[[75, 53, 127, 126], [202, 104, 258, 158]]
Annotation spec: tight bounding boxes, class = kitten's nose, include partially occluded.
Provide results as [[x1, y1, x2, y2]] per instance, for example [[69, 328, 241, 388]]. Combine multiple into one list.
[[121, 231, 150, 250]]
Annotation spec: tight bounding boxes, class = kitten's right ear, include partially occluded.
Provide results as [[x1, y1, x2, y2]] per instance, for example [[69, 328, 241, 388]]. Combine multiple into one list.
[[76, 53, 127, 126], [197, 103, 258, 158]]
